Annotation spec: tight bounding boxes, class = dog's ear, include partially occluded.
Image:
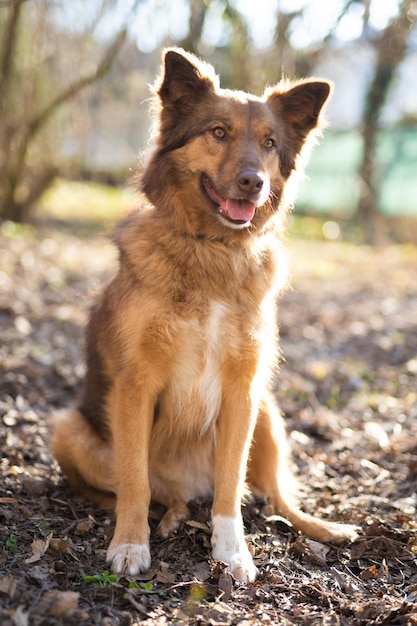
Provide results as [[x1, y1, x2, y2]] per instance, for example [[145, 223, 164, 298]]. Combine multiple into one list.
[[277, 81, 331, 133], [158, 48, 217, 113], [266, 80, 332, 177]]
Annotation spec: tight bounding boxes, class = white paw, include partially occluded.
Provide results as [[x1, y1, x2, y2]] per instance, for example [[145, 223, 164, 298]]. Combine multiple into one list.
[[211, 514, 258, 583], [225, 550, 258, 583], [107, 543, 151, 575]]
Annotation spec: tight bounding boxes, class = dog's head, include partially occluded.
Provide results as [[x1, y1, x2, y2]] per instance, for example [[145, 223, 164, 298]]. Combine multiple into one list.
[[142, 48, 331, 237]]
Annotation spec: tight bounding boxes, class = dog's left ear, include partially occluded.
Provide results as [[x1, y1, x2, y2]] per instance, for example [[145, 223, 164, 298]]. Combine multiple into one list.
[[158, 48, 217, 113], [274, 81, 332, 134], [267, 80, 332, 177]]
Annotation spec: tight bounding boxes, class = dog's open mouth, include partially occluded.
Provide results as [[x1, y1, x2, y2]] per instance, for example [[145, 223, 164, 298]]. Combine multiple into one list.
[[203, 176, 256, 226]]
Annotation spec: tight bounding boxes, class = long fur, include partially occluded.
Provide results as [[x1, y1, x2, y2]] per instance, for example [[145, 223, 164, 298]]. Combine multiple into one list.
[[52, 48, 358, 582]]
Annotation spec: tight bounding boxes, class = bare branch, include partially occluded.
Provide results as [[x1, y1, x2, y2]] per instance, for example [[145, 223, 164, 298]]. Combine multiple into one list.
[[0, 0, 24, 97], [4, 27, 127, 212], [28, 29, 127, 137], [27, 0, 143, 137]]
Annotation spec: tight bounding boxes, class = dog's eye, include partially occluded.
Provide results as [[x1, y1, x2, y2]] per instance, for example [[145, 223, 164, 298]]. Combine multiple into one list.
[[264, 138, 275, 150], [212, 127, 226, 139]]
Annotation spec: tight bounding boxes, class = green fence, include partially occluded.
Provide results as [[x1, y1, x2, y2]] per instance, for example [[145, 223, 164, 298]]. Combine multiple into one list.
[[296, 128, 417, 217]]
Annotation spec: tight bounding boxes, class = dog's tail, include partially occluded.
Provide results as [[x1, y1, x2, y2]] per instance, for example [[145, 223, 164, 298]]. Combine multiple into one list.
[[51, 409, 116, 508], [249, 395, 359, 544]]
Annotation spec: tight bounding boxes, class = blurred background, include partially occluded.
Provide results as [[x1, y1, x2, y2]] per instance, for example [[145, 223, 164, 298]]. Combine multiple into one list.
[[0, 0, 416, 241]]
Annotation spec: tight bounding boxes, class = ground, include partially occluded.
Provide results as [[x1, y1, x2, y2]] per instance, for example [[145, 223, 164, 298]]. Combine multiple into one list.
[[1, 217, 417, 625]]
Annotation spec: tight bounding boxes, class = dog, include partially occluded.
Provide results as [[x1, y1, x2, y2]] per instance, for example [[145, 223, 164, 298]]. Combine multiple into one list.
[[52, 47, 358, 583]]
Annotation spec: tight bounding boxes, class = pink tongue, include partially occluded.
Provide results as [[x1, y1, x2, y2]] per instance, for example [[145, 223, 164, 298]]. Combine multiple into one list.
[[219, 198, 255, 222]]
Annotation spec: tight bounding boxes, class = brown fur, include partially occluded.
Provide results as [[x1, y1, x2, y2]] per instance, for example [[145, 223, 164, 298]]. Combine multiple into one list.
[[52, 48, 358, 582]]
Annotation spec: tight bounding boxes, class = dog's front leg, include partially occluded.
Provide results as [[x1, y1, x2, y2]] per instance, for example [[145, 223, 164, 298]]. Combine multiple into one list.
[[106, 376, 155, 576], [211, 360, 259, 583]]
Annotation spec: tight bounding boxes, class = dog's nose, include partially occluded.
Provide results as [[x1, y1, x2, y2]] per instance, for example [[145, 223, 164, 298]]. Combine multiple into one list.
[[237, 169, 264, 195]]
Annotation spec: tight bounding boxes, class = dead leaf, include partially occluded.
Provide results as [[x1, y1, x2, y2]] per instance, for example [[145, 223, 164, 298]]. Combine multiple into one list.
[[330, 567, 360, 593], [210, 559, 228, 579], [218, 572, 233, 602], [34, 590, 79, 618], [304, 538, 330, 566], [0, 575, 17, 597], [360, 564, 379, 581], [185, 520, 210, 533], [49, 538, 70, 555], [291, 536, 329, 566], [155, 564, 176, 584], [76, 519, 94, 534], [24, 534, 52, 564], [193, 561, 211, 582], [408, 536, 417, 554]]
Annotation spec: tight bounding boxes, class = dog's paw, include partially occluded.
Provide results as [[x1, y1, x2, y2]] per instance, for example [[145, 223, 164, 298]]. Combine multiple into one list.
[[314, 521, 360, 544], [107, 543, 151, 575], [212, 543, 258, 583], [211, 514, 258, 583], [157, 503, 190, 538], [225, 551, 258, 583]]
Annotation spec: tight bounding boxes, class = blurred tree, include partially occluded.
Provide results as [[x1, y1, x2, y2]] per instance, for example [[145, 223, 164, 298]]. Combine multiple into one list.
[[1, 0, 415, 228], [210, 2, 251, 91], [177, 0, 251, 92], [274, 9, 302, 76], [0, 0, 142, 222], [269, 0, 416, 234], [179, 0, 208, 54], [357, 0, 415, 238]]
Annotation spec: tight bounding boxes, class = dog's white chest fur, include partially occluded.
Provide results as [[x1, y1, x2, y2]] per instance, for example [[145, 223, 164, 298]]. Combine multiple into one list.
[[165, 301, 231, 434]]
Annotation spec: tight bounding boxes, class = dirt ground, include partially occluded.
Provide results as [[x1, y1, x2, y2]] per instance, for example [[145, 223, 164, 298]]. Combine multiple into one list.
[[1, 218, 417, 625]]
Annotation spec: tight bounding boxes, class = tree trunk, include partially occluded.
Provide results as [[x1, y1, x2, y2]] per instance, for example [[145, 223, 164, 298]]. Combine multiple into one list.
[[179, 0, 207, 54], [357, 0, 413, 240]]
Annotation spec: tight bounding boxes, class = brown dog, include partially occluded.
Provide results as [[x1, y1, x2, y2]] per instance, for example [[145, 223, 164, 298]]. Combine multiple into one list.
[[52, 48, 358, 582]]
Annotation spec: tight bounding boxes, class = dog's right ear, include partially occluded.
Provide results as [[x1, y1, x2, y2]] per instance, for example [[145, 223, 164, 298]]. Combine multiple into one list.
[[158, 48, 218, 113]]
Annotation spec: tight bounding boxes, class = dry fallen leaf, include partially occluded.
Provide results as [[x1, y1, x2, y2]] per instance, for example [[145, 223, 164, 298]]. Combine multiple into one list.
[[218, 572, 233, 602], [304, 538, 330, 565], [24, 534, 52, 564], [360, 564, 379, 581], [49, 538, 70, 555], [76, 519, 95, 534], [155, 568, 176, 584], [330, 567, 360, 593], [192, 561, 211, 582], [291, 536, 330, 566], [34, 590, 79, 618], [185, 520, 210, 533], [0, 575, 17, 598]]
